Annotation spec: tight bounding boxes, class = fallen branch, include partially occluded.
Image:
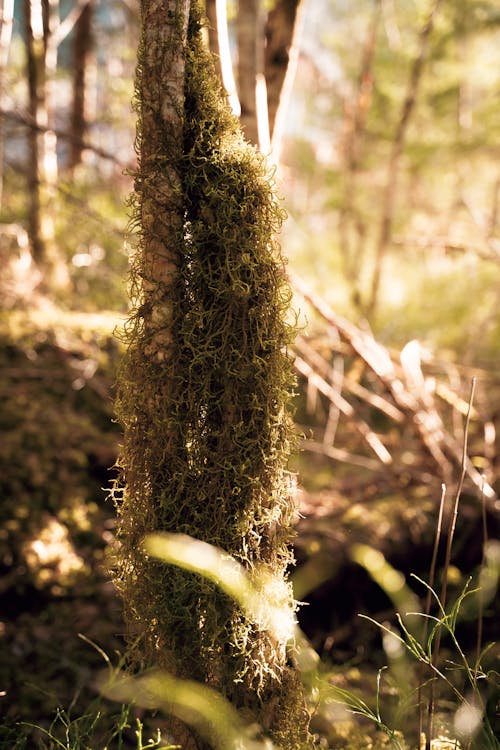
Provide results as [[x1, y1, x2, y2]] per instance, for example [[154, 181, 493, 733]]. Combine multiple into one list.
[[289, 272, 497, 501], [294, 355, 392, 465]]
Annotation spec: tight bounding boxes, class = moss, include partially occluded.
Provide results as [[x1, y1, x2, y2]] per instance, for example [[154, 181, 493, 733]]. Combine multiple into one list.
[[113, 1, 312, 746]]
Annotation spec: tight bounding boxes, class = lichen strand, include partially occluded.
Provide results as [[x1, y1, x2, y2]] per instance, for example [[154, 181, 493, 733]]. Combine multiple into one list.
[[114, 2, 312, 747]]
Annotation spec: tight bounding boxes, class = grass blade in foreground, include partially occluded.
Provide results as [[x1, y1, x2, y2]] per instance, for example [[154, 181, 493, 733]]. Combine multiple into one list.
[[101, 670, 275, 750]]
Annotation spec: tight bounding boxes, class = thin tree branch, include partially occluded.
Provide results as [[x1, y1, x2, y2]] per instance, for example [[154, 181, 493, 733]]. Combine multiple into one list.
[[294, 354, 392, 464], [295, 335, 405, 423], [301, 438, 382, 472], [204, 0, 221, 81], [50, 0, 92, 49], [391, 234, 500, 262], [1, 107, 132, 167]]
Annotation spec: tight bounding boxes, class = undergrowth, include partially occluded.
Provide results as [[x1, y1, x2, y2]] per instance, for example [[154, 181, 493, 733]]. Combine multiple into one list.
[[7, 519, 495, 750], [0, 704, 176, 750]]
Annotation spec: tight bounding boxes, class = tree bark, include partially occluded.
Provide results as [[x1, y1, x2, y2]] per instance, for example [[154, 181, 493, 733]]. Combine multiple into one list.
[[138, 0, 189, 362], [115, 2, 200, 747]]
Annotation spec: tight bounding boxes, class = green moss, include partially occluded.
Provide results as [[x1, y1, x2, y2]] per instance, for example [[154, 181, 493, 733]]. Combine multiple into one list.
[[113, 1, 312, 746]]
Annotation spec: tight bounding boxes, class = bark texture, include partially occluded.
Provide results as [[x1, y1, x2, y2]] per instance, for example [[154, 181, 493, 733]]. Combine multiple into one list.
[[138, 0, 189, 362]]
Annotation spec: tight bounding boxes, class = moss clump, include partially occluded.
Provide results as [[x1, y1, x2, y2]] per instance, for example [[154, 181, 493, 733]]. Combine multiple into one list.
[[113, 1, 312, 747]]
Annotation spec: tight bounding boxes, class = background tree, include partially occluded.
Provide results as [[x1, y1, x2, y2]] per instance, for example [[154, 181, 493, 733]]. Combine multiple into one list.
[[68, 0, 95, 171], [23, 0, 48, 264], [0, 0, 14, 207], [264, 0, 301, 141], [236, 0, 262, 145], [283, 0, 500, 343], [209, 0, 303, 152], [21, 0, 91, 286], [367, 0, 441, 315]]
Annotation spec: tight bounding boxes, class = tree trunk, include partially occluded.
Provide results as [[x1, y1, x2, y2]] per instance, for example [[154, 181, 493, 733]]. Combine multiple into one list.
[[115, 0, 201, 747], [234, 0, 303, 156], [264, 0, 299, 140], [208, 0, 240, 117], [114, 1, 313, 746], [23, 0, 45, 263], [205, 0, 222, 82], [43, 0, 59, 187], [23, 0, 69, 290], [0, 0, 14, 208], [68, 0, 94, 170], [236, 0, 261, 145]]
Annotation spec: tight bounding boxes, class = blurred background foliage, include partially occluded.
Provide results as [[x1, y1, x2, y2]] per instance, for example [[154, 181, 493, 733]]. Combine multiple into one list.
[[0, 0, 499, 747]]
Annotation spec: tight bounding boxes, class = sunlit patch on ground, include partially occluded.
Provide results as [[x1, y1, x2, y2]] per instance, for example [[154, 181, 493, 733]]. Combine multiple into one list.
[[23, 515, 86, 592]]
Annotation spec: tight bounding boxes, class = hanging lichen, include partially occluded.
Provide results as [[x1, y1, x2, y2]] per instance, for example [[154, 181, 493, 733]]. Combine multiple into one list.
[[113, 1, 313, 746]]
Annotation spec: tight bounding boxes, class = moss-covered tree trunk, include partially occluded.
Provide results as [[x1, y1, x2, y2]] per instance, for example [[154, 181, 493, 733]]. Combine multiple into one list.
[[114, 1, 313, 747]]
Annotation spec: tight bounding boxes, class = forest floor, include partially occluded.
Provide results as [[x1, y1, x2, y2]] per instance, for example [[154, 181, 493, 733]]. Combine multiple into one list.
[[0, 307, 498, 748]]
